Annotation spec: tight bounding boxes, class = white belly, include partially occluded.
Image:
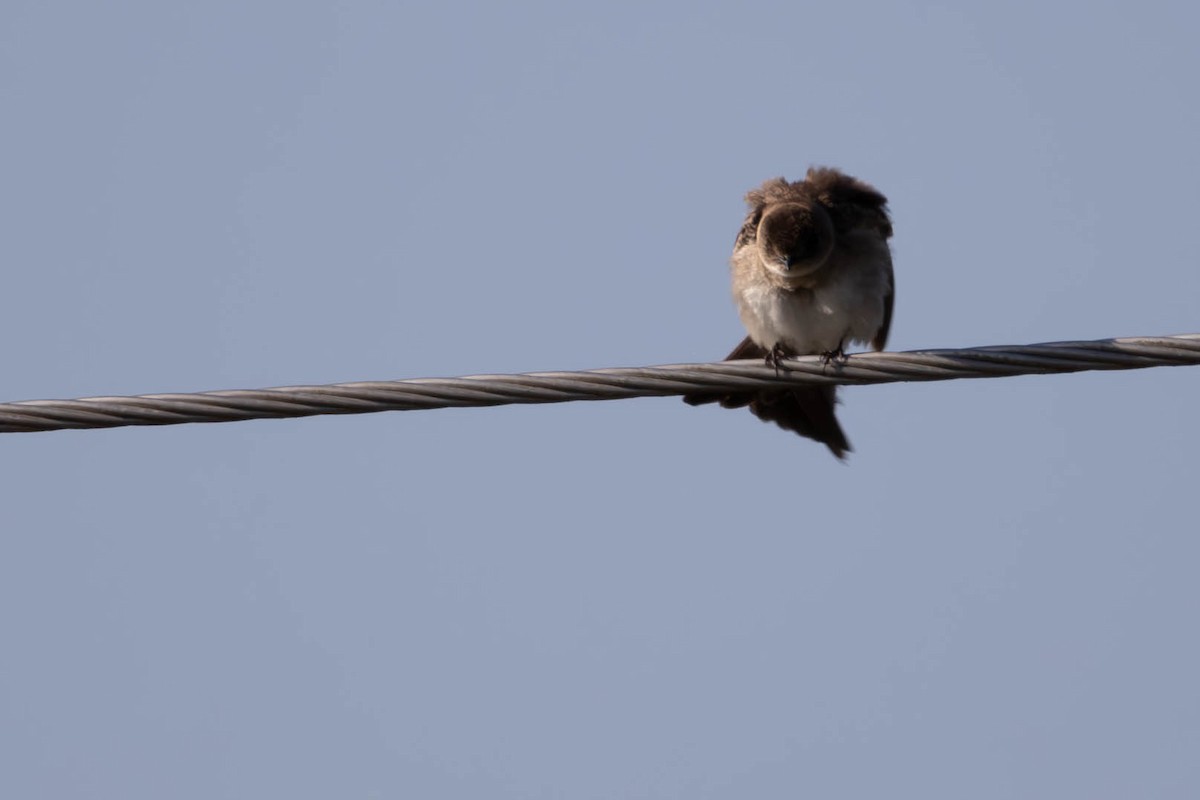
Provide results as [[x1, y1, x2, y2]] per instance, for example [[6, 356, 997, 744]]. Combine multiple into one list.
[[736, 261, 888, 354]]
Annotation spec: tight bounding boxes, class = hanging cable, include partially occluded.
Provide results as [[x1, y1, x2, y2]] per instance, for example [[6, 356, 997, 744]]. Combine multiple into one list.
[[1, 334, 1197, 434]]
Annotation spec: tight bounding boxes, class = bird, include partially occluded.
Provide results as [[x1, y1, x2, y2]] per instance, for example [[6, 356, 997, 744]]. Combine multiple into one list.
[[683, 167, 894, 458]]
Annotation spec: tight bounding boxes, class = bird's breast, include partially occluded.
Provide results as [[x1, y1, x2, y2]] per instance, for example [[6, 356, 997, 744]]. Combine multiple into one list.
[[734, 253, 889, 355]]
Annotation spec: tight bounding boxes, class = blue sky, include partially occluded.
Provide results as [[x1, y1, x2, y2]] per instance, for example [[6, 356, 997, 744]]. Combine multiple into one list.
[[3, 2, 1198, 797]]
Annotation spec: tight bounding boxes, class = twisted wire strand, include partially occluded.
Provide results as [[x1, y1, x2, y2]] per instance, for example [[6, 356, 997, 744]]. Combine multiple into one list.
[[2, 334, 1197, 434]]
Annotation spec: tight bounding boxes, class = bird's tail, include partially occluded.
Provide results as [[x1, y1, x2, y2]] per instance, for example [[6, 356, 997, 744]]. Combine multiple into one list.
[[682, 337, 851, 459]]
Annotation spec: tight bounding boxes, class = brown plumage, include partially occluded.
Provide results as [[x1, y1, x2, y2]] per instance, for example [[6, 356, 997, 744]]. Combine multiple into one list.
[[684, 167, 895, 458]]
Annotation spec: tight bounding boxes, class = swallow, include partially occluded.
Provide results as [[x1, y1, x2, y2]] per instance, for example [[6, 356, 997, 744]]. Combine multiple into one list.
[[684, 167, 894, 458]]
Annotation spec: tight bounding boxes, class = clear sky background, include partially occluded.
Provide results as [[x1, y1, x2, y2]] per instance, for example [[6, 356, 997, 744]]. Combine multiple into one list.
[[3, 2, 1198, 797]]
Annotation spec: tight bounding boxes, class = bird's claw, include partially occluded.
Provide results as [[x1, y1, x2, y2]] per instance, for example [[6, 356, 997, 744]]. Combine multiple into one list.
[[765, 343, 789, 376], [821, 342, 848, 367]]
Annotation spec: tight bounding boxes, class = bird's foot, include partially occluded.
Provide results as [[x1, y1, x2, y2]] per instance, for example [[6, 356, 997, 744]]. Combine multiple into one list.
[[765, 343, 789, 376], [821, 340, 848, 367]]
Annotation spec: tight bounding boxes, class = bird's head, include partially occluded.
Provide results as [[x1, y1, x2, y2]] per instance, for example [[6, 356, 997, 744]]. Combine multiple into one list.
[[756, 202, 835, 284]]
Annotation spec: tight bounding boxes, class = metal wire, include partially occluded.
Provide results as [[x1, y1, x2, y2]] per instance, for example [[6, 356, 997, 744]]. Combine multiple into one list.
[[2, 334, 1197, 434]]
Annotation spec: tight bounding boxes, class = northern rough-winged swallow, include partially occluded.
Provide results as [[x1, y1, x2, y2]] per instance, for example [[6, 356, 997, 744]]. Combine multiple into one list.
[[683, 167, 894, 458]]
